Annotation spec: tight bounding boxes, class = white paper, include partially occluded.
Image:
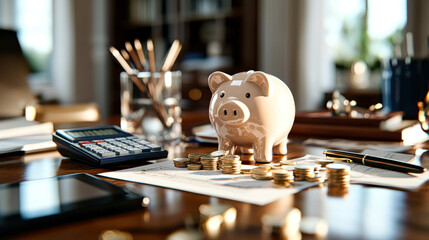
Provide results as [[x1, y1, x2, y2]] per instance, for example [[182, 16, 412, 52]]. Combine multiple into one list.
[[292, 150, 429, 190], [99, 150, 428, 206], [303, 138, 412, 152], [99, 161, 319, 206]]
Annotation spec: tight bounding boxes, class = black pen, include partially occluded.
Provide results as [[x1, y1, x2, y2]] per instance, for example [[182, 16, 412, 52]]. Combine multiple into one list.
[[323, 150, 426, 173]]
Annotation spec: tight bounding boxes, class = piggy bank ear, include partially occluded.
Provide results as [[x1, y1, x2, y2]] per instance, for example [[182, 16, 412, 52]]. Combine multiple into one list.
[[246, 71, 270, 96], [208, 71, 232, 93]]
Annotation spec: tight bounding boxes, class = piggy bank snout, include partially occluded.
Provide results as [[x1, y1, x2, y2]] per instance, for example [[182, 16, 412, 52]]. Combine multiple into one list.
[[218, 100, 250, 125]]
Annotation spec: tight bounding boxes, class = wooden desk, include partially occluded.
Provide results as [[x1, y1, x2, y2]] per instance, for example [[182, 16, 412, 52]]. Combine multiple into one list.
[[2, 114, 429, 240]]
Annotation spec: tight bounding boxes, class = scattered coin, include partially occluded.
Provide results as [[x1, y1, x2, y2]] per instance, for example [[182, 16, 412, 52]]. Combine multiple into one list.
[[251, 166, 272, 180], [188, 153, 205, 164], [306, 173, 326, 183], [299, 216, 329, 238], [173, 158, 190, 168], [282, 165, 295, 171], [210, 150, 227, 158], [261, 208, 301, 238], [280, 160, 297, 166], [316, 159, 335, 167], [187, 163, 202, 170], [99, 230, 133, 240]]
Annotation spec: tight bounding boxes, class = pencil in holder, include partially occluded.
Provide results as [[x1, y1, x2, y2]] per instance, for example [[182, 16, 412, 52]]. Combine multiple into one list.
[[120, 71, 182, 142]]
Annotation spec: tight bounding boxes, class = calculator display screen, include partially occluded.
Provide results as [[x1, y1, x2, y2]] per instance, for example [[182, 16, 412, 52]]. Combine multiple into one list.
[[67, 128, 121, 138], [56, 126, 131, 142]]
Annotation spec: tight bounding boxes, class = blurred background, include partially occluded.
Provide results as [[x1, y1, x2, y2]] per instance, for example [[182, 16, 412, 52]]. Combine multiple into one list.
[[0, 0, 427, 119]]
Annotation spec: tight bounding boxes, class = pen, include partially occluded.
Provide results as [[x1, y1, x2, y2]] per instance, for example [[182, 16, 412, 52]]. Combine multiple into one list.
[[323, 150, 426, 173]]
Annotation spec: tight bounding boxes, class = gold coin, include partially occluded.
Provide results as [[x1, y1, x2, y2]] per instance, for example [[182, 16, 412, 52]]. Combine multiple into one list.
[[251, 174, 272, 180], [280, 160, 297, 166], [306, 175, 326, 182], [187, 164, 202, 170], [210, 150, 227, 157], [326, 163, 350, 172], [316, 159, 335, 166], [251, 167, 269, 175]]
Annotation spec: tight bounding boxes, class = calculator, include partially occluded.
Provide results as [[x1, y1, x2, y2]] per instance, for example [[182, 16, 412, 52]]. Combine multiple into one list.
[[53, 125, 168, 166]]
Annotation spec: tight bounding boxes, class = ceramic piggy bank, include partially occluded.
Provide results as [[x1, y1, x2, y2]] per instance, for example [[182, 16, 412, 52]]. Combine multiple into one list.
[[208, 70, 295, 162]]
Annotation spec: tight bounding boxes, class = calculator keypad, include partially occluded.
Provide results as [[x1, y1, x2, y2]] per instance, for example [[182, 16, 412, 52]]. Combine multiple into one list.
[[79, 136, 162, 158]]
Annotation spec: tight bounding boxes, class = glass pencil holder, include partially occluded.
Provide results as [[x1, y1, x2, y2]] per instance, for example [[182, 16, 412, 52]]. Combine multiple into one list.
[[120, 71, 182, 142]]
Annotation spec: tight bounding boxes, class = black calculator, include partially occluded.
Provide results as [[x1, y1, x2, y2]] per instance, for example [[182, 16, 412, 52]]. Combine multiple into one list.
[[53, 125, 168, 166]]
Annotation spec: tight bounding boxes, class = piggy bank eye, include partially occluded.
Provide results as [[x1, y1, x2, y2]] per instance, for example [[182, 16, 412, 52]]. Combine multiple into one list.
[[245, 93, 251, 98], [220, 92, 225, 98]]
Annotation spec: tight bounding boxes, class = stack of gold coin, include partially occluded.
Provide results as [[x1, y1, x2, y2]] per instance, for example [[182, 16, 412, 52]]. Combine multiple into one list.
[[211, 150, 227, 169], [326, 163, 350, 188], [312, 163, 322, 174], [250, 166, 272, 180], [188, 153, 205, 164], [210, 150, 227, 158], [272, 170, 294, 186], [200, 156, 219, 170], [173, 158, 190, 168], [316, 159, 334, 167], [294, 164, 314, 181], [187, 163, 202, 170], [306, 173, 326, 183], [221, 155, 241, 174], [279, 160, 297, 166], [271, 163, 284, 170], [282, 165, 295, 172]]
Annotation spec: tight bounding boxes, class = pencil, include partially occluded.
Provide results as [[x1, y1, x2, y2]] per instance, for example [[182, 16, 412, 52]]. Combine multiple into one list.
[[125, 41, 144, 72], [109, 47, 134, 75], [120, 49, 130, 62], [161, 40, 181, 72], [134, 39, 146, 70], [147, 39, 156, 73], [110, 46, 169, 128]]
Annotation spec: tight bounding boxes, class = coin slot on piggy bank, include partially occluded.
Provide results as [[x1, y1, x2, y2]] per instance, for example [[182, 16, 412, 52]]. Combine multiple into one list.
[[208, 71, 295, 162]]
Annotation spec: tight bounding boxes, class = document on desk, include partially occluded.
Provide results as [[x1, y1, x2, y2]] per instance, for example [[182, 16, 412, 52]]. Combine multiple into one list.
[[293, 150, 429, 190], [99, 162, 320, 206]]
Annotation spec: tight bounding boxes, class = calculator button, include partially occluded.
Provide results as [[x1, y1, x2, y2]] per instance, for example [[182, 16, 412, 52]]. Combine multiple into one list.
[[81, 143, 95, 149], [97, 151, 116, 158], [78, 141, 91, 146], [146, 144, 161, 151], [135, 139, 151, 145], [128, 148, 142, 154], [113, 149, 129, 156]]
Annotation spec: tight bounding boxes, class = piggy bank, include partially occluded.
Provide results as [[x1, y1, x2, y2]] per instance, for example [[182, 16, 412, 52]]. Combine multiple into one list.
[[208, 70, 295, 162]]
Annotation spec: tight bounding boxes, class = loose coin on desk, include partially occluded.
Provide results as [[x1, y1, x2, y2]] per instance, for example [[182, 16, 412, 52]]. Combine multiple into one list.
[[173, 158, 190, 168], [187, 163, 202, 170]]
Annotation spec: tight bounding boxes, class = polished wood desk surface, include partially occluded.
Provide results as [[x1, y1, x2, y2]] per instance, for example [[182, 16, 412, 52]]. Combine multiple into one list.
[[1, 114, 429, 240]]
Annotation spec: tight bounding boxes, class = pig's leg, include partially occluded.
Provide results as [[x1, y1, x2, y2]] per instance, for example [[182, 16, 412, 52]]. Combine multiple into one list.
[[273, 138, 288, 155], [218, 137, 236, 154], [253, 138, 273, 162], [239, 147, 254, 154]]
